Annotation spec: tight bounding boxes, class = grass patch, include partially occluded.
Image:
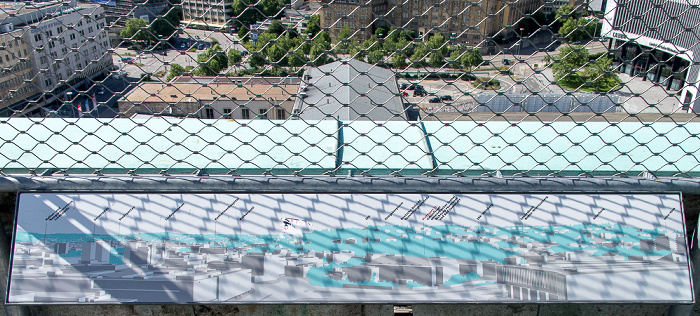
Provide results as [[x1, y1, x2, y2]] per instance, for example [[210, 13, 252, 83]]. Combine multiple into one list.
[[557, 74, 621, 92], [474, 77, 501, 90], [154, 70, 167, 78]]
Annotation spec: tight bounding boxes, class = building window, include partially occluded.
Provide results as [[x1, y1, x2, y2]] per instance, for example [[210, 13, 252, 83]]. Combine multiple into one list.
[[223, 108, 232, 118], [70, 34, 76, 40], [34, 34, 42, 42], [258, 108, 267, 119], [204, 108, 214, 119], [241, 108, 250, 119], [48, 42, 55, 49], [276, 108, 285, 119]]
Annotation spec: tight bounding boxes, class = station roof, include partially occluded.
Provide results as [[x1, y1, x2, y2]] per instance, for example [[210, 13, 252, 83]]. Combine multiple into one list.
[[0, 118, 698, 176]]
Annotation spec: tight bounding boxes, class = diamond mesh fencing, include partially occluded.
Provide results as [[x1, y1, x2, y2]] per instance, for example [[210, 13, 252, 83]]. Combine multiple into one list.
[[0, 0, 698, 177]]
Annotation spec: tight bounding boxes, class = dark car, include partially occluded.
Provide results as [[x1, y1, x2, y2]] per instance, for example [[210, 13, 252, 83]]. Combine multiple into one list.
[[503, 59, 511, 65], [197, 43, 205, 50], [413, 89, 426, 97], [400, 83, 409, 90], [440, 95, 452, 101], [240, 50, 249, 56], [429, 97, 441, 103]]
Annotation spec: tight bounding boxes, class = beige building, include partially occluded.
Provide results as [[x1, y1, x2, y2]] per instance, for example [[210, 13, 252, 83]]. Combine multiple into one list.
[[119, 78, 298, 119], [320, 0, 374, 41], [0, 0, 112, 114], [181, 0, 234, 30], [320, 0, 544, 46], [0, 29, 39, 109]]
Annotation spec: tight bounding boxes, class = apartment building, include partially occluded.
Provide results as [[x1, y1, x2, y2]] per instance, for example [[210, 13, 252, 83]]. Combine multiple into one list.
[[0, 0, 113, 114], [181, 0, 233, 30], [320, 0, 543, 46], [0, 29, 39, 110], [102, 0, 170, 26], [119, 77, 299, 119], [319, 0, 374, 40]]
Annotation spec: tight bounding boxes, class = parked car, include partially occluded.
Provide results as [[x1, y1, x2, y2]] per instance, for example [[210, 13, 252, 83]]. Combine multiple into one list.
[[429, 97, 441, 103], [440, 95, 452, 101], [502, 59, 511, 65], [195, 35, 201, 40], [400, 83, 409, 90], [240, 50, 249, 56], [180, 43, 186, 49], [400, 90, 408, 96], [97, 87, 105, 95], [413, 89, 426, 97], [121, 57, 135, 64], [197, 43, 205, 50]]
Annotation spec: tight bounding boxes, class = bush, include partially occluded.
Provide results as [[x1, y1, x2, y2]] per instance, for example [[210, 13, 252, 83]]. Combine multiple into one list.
[[474, 77, 501, 90]]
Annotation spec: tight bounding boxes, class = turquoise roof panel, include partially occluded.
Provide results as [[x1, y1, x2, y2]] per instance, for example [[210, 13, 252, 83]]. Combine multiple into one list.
[[424, 121, 700, 176]]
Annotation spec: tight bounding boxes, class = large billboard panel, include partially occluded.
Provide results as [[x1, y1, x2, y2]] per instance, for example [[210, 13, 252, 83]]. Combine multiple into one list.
[[7, 193, 692, 304]]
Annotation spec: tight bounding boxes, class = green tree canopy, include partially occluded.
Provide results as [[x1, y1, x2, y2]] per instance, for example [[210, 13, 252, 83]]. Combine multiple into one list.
[[306, 15, 321, 37], [227, 49, 242, 63], [551, 45, 619, 91], [392, 53, 407, 68], [559, 17, 601, 42], [166, 63, 186, 81], [120, 18, 155, 43], [460, 49, 483, 69], [193, 44, 228, 76], [150, 6, 182, 40], [248, 51, 266, 68], [268, 20, 285, 36]]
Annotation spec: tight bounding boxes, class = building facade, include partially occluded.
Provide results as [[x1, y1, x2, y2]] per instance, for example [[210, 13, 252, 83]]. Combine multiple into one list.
[[119, 77, 298, 119], [0, 29, 39, 110], [181, 0, 233, 30], [601, 0, 700, 112], [103, 0, 170, 26], [320, 0, 545, 46], [0, 0, 113, 114]]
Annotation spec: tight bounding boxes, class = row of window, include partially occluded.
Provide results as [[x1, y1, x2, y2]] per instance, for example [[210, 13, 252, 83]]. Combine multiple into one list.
[[0, 49, 28, 65], [0, 72, 32, 91]]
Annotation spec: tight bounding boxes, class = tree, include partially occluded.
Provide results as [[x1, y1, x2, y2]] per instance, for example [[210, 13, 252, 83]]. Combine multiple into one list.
[[228, 49, 242, 63], [334, 26, 353, 53], [232, 0, 262, 29], [410, 44, 429, 66], [306, 15, 320, 37], [559, 17, 601, 42], [349, 47, 366, 62], [150, 6, 182, 40], [268, 20, 285, 36], [166, 63, 186, 81], [287, 51, 307, 67], [193, 44, 228, 76], [248, 51, 266, 68], [555, 4, 576, 21], [260, 0, 283, 18], [310, 45, 329, 66], [551, 45, 618, 91], [460, 49, 483, 69], [392, 53, 407, 68], [267, 44, 286, 66], [367, 49, 385, 64], [313, 31, 331, 50], [120, 18, 155, 44]]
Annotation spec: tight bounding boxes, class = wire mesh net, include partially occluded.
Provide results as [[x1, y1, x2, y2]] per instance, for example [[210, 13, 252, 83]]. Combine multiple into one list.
[[0, 0, 698, 177]]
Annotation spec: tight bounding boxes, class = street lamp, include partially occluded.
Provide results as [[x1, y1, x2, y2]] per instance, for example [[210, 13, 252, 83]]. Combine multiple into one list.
[[518, 28, 524, 57]]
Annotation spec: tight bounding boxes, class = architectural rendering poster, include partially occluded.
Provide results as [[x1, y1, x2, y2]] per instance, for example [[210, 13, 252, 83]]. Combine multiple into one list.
[[7, 193, 692, 304]]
